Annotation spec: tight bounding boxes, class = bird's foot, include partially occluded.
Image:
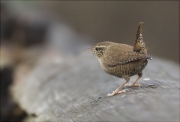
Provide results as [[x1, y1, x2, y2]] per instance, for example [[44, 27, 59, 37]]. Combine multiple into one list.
[[125, 83, 132, 86], [132, 83, 141, 87], [107, 89, 129, 97], [125, 83, 141, 87]]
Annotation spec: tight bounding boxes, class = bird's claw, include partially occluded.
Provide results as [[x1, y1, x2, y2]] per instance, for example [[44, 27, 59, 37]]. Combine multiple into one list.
[[107, 91, 115, 97], [132, 83, 141, 87], [118, 89, 129, 93], [125, 83, 132, 86], [125, 83, 141, 87], [107, 89, 129, 97]]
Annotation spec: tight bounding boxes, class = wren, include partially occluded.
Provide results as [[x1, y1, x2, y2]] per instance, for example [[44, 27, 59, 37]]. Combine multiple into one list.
[[88, 22, 152, 96]]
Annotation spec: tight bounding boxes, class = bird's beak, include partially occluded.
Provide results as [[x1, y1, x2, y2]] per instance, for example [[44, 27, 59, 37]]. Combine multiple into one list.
[[84, 48, 92, 52]]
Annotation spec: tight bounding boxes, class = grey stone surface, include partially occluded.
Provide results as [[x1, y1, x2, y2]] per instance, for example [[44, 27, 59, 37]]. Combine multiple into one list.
[[11, 52, 179, 122]]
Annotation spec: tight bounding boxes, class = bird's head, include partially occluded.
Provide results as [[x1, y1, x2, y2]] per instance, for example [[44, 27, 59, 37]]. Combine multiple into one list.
[[92, 45, 107, 58], [85, 41, 111, 58]]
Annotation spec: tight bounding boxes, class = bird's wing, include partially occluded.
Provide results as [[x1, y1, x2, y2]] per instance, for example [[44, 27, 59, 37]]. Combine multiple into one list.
[[103, 44, 147, 66]]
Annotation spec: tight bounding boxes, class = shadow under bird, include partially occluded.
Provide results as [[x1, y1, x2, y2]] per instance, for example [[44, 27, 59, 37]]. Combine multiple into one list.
[[87, 22, 152, 97]]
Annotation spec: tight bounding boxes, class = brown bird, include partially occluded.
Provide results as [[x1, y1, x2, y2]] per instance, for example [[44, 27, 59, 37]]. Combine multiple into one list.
[[88, 22, 152, 96]]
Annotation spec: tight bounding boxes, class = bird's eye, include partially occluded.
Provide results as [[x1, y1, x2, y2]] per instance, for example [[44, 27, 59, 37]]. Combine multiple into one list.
[[95, 47, 99, 51], [95, 46, 104, 51]]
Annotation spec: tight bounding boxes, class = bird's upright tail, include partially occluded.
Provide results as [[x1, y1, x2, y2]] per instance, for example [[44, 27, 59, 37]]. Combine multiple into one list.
[[133, 22, 146, 53]]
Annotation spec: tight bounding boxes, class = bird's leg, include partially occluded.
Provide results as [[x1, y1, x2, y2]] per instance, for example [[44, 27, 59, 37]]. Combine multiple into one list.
[[132, 72, 142, 86], [107, 77, 130, 97], [125, 72, 142, 87]]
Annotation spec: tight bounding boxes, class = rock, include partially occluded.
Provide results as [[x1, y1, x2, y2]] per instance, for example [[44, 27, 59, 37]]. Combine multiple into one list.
[[11, 51, 179, 122], [3, 2, 178, 121]]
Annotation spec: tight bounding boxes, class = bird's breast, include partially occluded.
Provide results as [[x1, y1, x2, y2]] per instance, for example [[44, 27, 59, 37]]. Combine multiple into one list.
[[98, 58, 148, 78]]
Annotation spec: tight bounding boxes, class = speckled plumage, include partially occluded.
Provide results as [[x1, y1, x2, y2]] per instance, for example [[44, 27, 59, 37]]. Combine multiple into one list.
[[98, 42, 148, 79], [90, 22, 152, 96]]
